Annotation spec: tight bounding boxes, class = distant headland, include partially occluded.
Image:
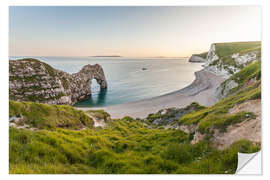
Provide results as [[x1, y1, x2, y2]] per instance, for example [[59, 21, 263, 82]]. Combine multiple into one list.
[[91, 55, 122, 57]]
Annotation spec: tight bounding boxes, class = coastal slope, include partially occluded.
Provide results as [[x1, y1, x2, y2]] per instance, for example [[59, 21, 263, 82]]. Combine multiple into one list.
[[9, 100, 260, 174]]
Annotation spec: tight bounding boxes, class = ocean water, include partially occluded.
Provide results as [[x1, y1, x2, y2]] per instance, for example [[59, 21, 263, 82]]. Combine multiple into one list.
[[10, 56, 203, 107]]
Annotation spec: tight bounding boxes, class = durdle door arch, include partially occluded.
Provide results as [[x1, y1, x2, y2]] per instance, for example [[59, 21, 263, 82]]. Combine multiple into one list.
[[9, 59, 108, 105]]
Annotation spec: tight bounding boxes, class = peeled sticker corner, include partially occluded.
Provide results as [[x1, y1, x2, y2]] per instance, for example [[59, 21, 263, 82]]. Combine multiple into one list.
[[236, 150, 262, 175]]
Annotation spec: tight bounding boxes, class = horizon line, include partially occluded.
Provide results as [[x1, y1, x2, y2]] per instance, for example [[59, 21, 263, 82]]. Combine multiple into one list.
[[9, 55, 190, 59]]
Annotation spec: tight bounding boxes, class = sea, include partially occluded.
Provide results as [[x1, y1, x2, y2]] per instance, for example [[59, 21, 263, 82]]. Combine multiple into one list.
[[10, 56, 203, 107]]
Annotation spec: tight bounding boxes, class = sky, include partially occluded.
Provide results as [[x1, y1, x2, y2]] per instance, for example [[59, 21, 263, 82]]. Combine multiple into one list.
[[9, 6, 261, 57]]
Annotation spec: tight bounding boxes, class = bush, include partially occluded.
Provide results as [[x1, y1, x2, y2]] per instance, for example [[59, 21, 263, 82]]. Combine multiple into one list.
[[163, 143, 193, 164]]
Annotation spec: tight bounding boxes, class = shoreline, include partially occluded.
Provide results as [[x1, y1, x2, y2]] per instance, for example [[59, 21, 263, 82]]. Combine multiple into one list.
[[76, 67, 226, 119]]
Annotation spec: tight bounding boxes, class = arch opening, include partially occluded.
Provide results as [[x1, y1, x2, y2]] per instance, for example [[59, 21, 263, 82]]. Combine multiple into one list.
[[91, 79, 101, 95], [88, 78, 107, 106]]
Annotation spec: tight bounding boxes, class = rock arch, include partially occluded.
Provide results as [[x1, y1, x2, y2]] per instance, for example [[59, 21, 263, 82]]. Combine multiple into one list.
[[80, 64, 107, 89], [70, 64, 107, 103]]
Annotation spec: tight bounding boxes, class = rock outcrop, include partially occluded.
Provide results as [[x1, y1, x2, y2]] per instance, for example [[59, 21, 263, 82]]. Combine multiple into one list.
[[231, 52, 258, 65], [204, 44, 234, 78], [188, 55, 206, 63], [205, 43, 259, 78], [143, 102, 205, 129], [9, 58, 107, 105], [214, 79, 238, 99]]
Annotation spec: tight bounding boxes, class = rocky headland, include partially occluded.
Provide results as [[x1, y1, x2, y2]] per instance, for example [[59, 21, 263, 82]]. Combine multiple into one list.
[[188, 54, 206, 63], [9, 58, 107, 105], [188, 52, 208, 63]]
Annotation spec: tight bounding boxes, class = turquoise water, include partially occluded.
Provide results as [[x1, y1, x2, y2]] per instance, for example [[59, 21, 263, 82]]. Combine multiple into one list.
[[10, 57, 203, 107]]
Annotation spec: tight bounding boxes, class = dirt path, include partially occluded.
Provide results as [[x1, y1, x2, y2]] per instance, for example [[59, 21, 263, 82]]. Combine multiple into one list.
[[86, 114, 106, 128]]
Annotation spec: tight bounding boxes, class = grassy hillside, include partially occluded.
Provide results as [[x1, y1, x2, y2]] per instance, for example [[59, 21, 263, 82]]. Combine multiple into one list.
[[9, 116, 259, 174], [215, 41, 261, 57], [9, 100, 94, 129]]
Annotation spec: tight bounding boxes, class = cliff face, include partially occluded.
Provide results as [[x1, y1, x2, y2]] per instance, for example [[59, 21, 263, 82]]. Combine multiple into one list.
[[204, 44, 237, 78], [9, 59, 107, 105], [188, 55, 206, 63], [188, 52, 208, 63], [205, 42, 261, 78]]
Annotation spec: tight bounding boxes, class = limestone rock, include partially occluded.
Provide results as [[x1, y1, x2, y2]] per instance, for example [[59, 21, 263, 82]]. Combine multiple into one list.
[[205, 44, 259, 78], [9, 58, 107, 105], [215, 79, 238, 99], [188, 55, 206, 63], [231, 52, 258, 65]]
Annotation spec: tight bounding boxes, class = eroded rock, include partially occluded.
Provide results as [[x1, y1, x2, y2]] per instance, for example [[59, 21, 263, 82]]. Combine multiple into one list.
[[9, 58, 107, 105], [215, 79, 238, 99], [188, 55, 206, 63]]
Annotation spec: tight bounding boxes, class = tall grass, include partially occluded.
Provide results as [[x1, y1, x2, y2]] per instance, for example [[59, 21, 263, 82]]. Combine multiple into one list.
[[9, 100, 94, 129], [9, 117, 260, 174]]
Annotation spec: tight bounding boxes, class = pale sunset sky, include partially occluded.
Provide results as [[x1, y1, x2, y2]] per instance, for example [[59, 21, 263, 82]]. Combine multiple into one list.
[[9, 6, 261, 57]]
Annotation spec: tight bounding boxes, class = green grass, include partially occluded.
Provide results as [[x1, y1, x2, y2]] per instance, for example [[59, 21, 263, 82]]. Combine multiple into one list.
[[9, 100, 94, 129], [221, 60, 261, 97], [9, 117, 260, 174], [215, 41, 261, 58]]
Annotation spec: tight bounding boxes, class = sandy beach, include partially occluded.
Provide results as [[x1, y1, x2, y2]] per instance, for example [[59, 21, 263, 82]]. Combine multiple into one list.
[[77, 68, 225, 119]]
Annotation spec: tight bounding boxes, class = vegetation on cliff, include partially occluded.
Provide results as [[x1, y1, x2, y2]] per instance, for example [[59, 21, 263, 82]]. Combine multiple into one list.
[[219, 60, 261, 97], [179, 61, 261, 134], [208, 41, 261, 75], [176, 42, 261, 147]]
